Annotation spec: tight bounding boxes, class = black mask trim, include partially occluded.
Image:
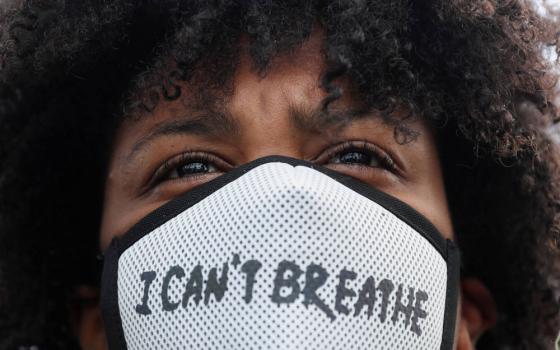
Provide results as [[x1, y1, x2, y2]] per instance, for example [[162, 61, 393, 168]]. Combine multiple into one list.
[[101, 155, 460, 350]]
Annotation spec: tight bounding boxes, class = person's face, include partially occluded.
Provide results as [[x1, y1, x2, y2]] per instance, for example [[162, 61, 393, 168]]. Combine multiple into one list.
[[88, 30, 495, 350]]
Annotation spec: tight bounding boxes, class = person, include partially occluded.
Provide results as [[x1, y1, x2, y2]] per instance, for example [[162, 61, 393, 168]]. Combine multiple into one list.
[[0, 0, 559, 349]]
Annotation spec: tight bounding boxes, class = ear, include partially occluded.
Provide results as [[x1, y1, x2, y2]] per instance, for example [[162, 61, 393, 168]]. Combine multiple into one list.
[[70, 286, 108, 350], [456, 278, 497, 349]]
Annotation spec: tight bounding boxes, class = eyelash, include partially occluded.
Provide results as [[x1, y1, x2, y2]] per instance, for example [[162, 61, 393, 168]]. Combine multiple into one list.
[[150, 151, 229, 186], [151, 141, 398, 186], [317, 140, 398, 172]]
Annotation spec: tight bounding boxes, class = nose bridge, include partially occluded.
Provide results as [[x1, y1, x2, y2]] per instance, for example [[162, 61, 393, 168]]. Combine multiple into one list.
[[232, 85, 310, 163], [229, 48, 326, 163], [243, 131, 305, 162]]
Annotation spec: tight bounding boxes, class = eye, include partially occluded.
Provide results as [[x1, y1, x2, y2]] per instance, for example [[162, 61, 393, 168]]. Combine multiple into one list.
[[319, 140, 399, 173], [151, 152, 228, 185], [169, 159, 217, 179], [329, 149, 381, 167]]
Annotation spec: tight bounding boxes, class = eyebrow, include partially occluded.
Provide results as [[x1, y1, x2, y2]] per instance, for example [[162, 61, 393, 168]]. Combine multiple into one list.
[[126, 111, 239, 162], [126, 104, 374, 163], [288, 103, 372, 135]]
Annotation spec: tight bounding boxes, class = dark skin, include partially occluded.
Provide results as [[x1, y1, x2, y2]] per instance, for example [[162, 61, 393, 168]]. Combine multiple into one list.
[[82, 30, 497, 350]]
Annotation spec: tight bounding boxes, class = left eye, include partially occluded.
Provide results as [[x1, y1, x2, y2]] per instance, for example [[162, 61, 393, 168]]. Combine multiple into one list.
[[317, 140, 400, 176], [329, 150, 381, 167], [172, 161, 218, 179]]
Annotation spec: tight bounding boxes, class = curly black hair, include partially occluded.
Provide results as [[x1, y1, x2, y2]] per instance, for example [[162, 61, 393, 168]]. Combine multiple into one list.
[[0, 0, 559, 349]]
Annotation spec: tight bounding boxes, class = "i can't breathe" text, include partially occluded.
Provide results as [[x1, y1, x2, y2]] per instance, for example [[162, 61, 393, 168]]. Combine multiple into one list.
[[133, 253, 430, 336]]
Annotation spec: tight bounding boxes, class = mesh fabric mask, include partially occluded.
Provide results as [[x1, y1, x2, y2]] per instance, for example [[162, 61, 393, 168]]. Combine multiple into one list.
[[101, 156, 460, 350]]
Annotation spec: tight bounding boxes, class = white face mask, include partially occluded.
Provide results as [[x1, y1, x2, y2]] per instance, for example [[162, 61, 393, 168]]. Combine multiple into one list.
[[101, 156, 460, 350]]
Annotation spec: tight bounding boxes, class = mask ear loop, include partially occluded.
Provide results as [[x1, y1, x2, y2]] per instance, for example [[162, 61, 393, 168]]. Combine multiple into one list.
[[96, 252, 105, 285], [101, 238, 129, 350], [440, 239, 461, 350], [96, 252, 105, 269]]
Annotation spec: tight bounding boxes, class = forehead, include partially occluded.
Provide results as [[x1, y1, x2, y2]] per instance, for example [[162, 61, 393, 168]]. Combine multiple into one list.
[[132, 28, 332, 115], [114, 29, 389, 150]]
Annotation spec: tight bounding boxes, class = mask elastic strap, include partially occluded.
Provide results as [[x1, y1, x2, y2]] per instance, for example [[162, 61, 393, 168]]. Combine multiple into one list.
[[101, 237, 128, 350], [440, 240, 461, 350]]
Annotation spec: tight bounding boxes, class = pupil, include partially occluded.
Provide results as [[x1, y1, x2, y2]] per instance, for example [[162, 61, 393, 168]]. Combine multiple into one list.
[[177, 162, 208, 177], [340, 151, 369, 164]]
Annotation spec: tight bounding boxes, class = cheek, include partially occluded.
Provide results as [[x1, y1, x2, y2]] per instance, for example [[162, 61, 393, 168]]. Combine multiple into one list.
[[396, 187, 454, 240], [99, 197, 157, 251], [373, 145, 453, 240], [99, 171, 165, 251]]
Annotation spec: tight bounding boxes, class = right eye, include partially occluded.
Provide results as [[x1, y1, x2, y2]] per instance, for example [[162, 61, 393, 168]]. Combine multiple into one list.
[[152, 152, 228, 185]]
